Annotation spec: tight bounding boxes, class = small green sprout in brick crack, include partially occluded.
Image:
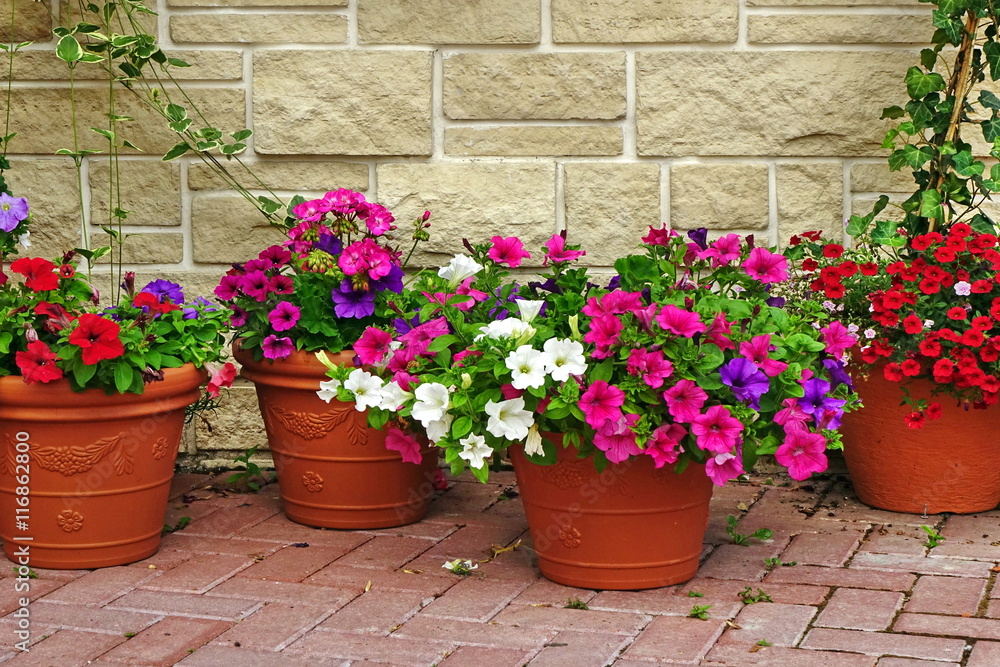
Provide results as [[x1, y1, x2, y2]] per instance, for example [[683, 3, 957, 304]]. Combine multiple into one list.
[[688, 604, 712, 620], [738, 586, 773, 604], [687, 591, 704, 598], [726, 515, 772, 546], [921, 525, 946, 549], [564, 597, 590, 610]]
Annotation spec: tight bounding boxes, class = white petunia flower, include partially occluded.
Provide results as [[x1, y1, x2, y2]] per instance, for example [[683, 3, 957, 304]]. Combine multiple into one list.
[[484, 397, 533, 441], [541, 338, 587, 382], [373, 341, 402, 372], [505, 345, 546, 390], [316, 378, 342, 403], [344, 369, 384, 412], [17, 230, 30, 249], [411, 382, 451, 426], [924, 319, 934, 329], [524, 424, 544, 457], [516, 299, 544, 324], [438, 254, 483, 288], [425, 413, 454, 443], [458, 433, 494, 469], [476, 317, 536, 342], [378, 381, 413, 412], [955, 281, 972, 296], [863, 328, 876, 340]]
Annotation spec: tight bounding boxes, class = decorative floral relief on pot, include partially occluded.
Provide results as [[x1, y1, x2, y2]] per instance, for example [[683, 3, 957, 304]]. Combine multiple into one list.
[[559, 524, 582, 549], [151, 438, 168, 460], [267, 405, 360, 442], [57, 510, 84, 533], [539, 461, 588, 490], [302, 471, 324, 493], [2, 433, 134, 477]]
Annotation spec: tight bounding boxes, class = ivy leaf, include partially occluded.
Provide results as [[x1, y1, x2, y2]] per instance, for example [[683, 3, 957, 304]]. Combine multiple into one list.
[[932, 9, 964, 45], [938, 0, 968, 13], [872, 219, 906, 247], [971, 212, 998, 234], [880, 105, 906, 120], [901, 144, 936, 169], [951, 150, 984, 176], [981, 90, 1000, 110], [985, 40, 1000, 80], [919, 188, 944, 221], [920, 48, 938, 71], [904, 67, 946, 99], [904, 98, 938, 128], [983, 116, 1000, 143]]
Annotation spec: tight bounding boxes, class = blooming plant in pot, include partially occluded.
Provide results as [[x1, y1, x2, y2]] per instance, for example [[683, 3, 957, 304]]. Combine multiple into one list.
[[0, 206, 235, 569], [321, 229, 857, 589], [214, 189, 439, 529], [787, 0, 1000, 514]]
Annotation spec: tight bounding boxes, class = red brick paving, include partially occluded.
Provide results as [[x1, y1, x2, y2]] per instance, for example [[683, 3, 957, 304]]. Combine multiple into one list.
[[0, 469, 997, 665]]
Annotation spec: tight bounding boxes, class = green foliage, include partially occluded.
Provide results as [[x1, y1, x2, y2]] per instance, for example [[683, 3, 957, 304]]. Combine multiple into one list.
[[564, 597, 590, 610], [688, 604, 712, 620], [226, 447, 274, 492], [921, 525, 946, 548], [687, 591, 704, 597], [161, 517, 191, 535], [738, 587, 773, 604], [726, 515, 773, 546]]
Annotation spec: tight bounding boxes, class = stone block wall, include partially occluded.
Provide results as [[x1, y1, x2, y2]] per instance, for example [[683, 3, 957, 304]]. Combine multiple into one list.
[[2, 0, 935, 467]]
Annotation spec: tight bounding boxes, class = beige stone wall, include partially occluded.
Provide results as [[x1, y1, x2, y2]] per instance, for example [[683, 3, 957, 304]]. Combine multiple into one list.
[[3, 0, 934, 467]]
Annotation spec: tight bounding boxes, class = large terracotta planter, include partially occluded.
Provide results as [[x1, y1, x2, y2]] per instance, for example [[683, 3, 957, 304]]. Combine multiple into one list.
[[510, 435, 714, 590], [234, 344, 439, 529], [0, 364, 204, 569], [841, 368, 1000, 514]]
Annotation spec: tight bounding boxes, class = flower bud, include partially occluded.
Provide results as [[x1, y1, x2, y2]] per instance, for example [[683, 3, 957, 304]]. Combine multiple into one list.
[[461, 373, 472, 389], [568, 314, 581, 340]]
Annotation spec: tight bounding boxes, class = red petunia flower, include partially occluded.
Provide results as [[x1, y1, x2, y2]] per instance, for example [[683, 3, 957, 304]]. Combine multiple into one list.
[[900, 359, 921, 377], [823, 244, 844, 258], [925, 402, 943, 420], [883, 363, 904, 382], [15, 340, 63, 383], [947, 307, 968, 321], [934, 247, 957, 263], [133, 292, 181, 315], [801, 258, 818, 272], [58, 264, 75, 279], [67, 314, 125, 365], [902, 315, 923, 335], [904, 411, 926, 429], [10, 257, 59, 292], [950, 222, 973, 238], [859, 263, 879, 276]]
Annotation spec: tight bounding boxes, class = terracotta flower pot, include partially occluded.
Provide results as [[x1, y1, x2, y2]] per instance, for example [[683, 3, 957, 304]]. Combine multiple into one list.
[[234, 344, 439, 529], [841, 368, 1000, 514], [510, 435, 714, 590], [0, 364, 204, 569]]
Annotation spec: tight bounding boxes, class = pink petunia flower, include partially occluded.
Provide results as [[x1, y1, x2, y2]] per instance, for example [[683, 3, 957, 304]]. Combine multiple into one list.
[[259, 245, 292, 266], [739, 334, 788, 377], [662, 379, 708, 423], [543, 232, 586, 265], [645, 423, 686, 468], [699, 233, 742, 268], [641, 225, 674, 246], [820, 321, 857, 359], [774, 429, 828, 480], [488, 236, 532, 267], [385, 427, 423, 465], [705, 451, 745, 486], [690, 405, 744, 454], [262, 335, 294, 360], [268, 301, 301, 332], [399, 318, 449, 351], [774, 397, 810, 433], [582, 290, 644, 318], [355, 327, 394, 366], [578, 380, 625, 429], [583, 314, 623, 359], [741, 247, 788, 284], [656, 304, 706, 338], [206, 362, 237, 398], [270, 275, 295, 294], [593, 413, 642, 464], [239, 270, 272, 302], [214, 274, 242, 301], [627, 348, 674, 389], [703, 312, 736, 351]]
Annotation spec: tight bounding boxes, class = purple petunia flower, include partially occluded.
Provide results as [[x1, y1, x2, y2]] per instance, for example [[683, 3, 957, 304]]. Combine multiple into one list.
[[823, 359, 854, 391], [331, 280, 375, 318], [719, 357, 770, 410], [766, 296, 786, 308], [687, 228, 709, 251], [315, 233, 343, 257], [142, 279, 184, 304], [183, 297, 218, 320], [0, 193, 29, 232], [370, 264, 404, 294], [393, 315, 420, 336], [799, 378, 848, 430]]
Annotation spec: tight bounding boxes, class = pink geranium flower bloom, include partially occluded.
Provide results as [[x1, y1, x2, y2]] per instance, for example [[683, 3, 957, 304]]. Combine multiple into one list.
[[662, 379, 708, 423], [627, 348, 674, 389], [578, 380, 625, 429], [690, 405, 744, 453], [385, 427, 423, 465], [338, 241, 370, 277], [488, 236, 532, 267], [268, 301, 301, 332], [774, 429, 828, 480], [593, 413, 642, 464], [363, 203, 395, 235], [543, 232, 586, 265], [323, 188, 367, 217], [583, 314, 623, 359], [292, 199, 325, 222], [262, 334, 294, 360], [645, 423, 686, 468], [741, 247, 788, 283], [704, 312, 736, 351], [739, 334, 788, 377], [355, 327, 394, 366], [820, 321, 857, 359], [656, 304, 706, 338], [705, 451, 745, 486]]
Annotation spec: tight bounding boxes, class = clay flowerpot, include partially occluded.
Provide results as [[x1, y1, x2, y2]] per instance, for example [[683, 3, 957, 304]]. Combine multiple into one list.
[[234, 344, 439, 529], [510, 434, 714, 590], [841, 368, 1000, 514], [0, 364, 204, 569]]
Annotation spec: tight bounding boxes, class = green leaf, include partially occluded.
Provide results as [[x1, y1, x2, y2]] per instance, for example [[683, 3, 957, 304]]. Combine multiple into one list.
[[919, 48, 937, 72], [983, 116, 1000, 144], [0, 332, 11, 354], [919, 188, 944, 221], [230, 129, 252, 141], [901, 144, 936, 169], [952, 150, 984, 177], [904, 67, 946, 99], [166, 57, 191, 68], [451, 416, 472, 440], [986, 40, 1000, 80], [982, 90, 1000, 111], [872, 218, 906, 247], [73, 361, 97, 386], [161, 141, 190, 161], [113, 363, 133, 394], [880, 105, 906, 120], [90, 127, 116, 142], [56, 35, 83, 63], [169, 119, 192, 133], [165, 104, 187, 122], [932, 10, 963, 44]]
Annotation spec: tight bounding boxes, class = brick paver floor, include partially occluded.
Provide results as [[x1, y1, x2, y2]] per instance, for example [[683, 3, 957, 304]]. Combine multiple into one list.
[[1, 465, 998, 666]]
